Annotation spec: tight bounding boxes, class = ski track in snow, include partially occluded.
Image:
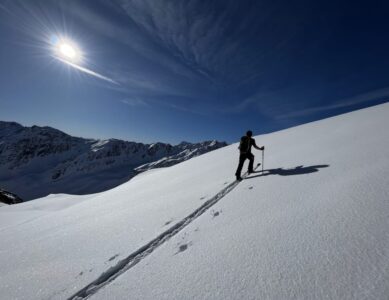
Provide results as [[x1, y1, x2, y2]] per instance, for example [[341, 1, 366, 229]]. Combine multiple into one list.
[[68, 165, 261, 299]]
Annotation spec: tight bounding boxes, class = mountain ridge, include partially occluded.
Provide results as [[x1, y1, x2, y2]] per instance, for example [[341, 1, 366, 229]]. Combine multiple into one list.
[[0, 121, 227, 200]]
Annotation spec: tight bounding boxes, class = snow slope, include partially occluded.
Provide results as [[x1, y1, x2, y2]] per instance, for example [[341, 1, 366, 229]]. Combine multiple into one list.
[[1, 103, 388, 299]]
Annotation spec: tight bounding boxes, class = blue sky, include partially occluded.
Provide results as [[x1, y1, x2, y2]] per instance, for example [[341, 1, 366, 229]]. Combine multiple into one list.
[[0, 0, 388, 144]]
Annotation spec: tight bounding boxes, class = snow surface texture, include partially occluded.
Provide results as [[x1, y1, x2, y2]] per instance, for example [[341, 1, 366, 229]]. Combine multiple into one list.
[[1, 103, 388, 299], [0, 121, 226, 200]]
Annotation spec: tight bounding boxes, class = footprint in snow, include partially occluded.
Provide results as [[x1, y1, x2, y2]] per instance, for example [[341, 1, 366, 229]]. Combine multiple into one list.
[[179, 244, 188, 252], [174, 242, 192, 255], [164, 220, 173, 226], [107, 254, 119, 262], [211, 209, 222, 218], [78, 268, 93, 277]]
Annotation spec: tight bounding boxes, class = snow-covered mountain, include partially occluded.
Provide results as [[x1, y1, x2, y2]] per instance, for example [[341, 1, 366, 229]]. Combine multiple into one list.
[[135, 140, 223, 171], [0, 103, 388, 299], [0, 121, 227, 200]]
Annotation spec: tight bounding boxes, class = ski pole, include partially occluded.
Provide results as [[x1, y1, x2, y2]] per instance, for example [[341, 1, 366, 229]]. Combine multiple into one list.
[[262, 149, 264, 173]]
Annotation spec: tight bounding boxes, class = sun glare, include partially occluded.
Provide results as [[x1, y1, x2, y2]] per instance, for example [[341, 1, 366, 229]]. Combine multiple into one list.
[[49, 34, 115, 83], [59, 43, 76, 59], [52, 36, 81, 63]]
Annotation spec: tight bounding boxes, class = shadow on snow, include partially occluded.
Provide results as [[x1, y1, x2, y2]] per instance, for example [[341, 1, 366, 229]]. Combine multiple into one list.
[[246, 164, 329, 179]]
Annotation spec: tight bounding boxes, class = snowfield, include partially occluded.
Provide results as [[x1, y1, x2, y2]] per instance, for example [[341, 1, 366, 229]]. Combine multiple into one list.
[[1, 103, 388, 299]]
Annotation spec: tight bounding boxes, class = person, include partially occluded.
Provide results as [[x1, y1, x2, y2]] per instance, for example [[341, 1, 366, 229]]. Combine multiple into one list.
[[235, 130, 264, 181]]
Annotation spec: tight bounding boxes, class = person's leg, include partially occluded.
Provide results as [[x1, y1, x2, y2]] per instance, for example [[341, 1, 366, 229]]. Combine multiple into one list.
[[235, 154, 247, 178], [248, 153, 255, 173]]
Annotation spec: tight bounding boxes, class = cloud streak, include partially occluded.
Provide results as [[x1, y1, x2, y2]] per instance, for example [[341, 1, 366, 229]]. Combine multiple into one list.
[[54, 56, 118, 84], [55, 0, 327, 118], [121, 98, 149, 107], [276, 87, 389, 120]]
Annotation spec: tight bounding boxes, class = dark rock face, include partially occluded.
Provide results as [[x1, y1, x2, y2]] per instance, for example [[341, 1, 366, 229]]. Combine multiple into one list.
[[0, 121, 227, 200], [0, 189, 23, 205]]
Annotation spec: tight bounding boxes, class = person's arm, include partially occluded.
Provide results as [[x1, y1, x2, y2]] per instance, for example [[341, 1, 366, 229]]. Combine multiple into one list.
[[252, 138, 265, 150]]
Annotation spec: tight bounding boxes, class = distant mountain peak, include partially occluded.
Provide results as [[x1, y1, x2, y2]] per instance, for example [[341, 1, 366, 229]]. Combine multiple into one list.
[[0, 121, 227, 200]]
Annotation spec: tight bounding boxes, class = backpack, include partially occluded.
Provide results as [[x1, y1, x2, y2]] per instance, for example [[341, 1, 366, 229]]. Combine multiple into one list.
[[239, 136, 251, 153]]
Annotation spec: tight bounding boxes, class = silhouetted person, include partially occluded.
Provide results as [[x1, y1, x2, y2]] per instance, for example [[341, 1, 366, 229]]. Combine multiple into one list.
[[235, 130, 264, 181]]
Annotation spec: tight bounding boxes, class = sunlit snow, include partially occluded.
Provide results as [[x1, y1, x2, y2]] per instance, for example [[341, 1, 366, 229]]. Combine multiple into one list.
[[0, 103, 388, 300]]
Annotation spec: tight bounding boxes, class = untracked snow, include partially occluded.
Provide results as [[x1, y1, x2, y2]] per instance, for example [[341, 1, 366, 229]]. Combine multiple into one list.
[[1, 103, 388, 299]]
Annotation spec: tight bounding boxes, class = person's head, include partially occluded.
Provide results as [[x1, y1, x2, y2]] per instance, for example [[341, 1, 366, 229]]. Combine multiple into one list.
[[246, 130, 253, 137]]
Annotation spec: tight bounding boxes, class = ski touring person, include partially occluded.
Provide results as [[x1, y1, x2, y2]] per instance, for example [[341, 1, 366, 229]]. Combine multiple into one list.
[[235, 130, 264, 181]]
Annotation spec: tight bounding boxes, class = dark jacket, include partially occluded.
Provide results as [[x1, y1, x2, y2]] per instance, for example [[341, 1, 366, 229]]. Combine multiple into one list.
[[239, 136, 258, 154]]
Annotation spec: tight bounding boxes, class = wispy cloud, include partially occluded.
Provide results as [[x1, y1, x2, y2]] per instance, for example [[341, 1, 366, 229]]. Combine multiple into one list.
[[114, 0, 268, 83], [1, 0, 349, 120], [276, 87, 389, 120], [55, 57, 118, 84], [221, 91, 267, 114], [121, 98, 149, 107], [52, 0, 312, 119]]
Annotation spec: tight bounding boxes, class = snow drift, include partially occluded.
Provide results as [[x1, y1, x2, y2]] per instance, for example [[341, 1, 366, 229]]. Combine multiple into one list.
[[0, 103, 388, 299]]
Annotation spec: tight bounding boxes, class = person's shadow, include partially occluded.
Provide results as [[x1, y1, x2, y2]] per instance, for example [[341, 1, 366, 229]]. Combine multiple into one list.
[[246, 164, 329, 179]]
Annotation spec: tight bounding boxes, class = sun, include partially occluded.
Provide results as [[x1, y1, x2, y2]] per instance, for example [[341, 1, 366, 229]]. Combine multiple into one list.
[[59, 43, 76, 59], [49, 34, 115, 84], [52, 37, 81, 63]]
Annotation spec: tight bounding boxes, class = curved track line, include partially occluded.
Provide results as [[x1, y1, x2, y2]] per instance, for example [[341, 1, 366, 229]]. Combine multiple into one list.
[[69, 165, 260, 299]]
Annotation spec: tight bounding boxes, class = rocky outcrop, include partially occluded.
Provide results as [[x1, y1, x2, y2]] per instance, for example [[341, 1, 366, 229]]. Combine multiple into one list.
[[0, 189, 23, 205]]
